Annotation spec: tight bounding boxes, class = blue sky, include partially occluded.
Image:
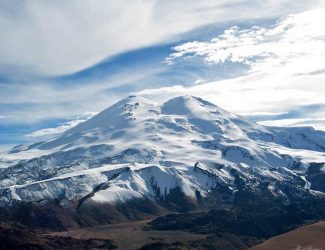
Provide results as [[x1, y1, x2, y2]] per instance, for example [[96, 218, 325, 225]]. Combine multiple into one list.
[[1, 0, 325, 151]]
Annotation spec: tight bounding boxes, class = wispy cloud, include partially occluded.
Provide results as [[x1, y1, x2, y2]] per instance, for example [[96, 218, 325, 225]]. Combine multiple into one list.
[[0, 0, 319, 76], [25, 112, 96, 139], [0, 59, 167, 124], [245, 104, 325, 131], [258, 118, 325, 131]]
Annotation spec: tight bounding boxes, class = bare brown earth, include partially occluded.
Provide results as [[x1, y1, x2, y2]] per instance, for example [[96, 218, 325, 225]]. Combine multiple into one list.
[[0, 222, 117, 250], [48, 219, 207, 250], [250, 221, 325, 250]]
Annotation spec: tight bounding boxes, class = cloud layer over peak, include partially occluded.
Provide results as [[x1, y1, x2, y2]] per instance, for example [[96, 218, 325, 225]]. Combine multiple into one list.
[[1, 1, 325, 148], [138, 7, 325, 130]]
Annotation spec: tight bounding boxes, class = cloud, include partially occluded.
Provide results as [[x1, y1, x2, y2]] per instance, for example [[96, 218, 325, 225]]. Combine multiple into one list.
[[245, 104, 325, 131], [135, 73, 325, 131], [135, 70, 325, 115], [244, 104, 325, 121], [167, 8, 325, 77], [0, 59, 167, 124], [135, 8, 325, 131], [0, 0, 320, 76], [1, 2, 325, 147], [257, 118, 325, 131], [25, 112, 96, 139]]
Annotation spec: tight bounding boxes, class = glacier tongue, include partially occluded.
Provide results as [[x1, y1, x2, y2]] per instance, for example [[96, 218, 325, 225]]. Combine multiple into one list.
[[0, 95, 325, 204]]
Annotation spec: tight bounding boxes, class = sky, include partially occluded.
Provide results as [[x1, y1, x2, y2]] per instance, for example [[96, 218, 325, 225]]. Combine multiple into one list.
[[1, 0, 325, 151]]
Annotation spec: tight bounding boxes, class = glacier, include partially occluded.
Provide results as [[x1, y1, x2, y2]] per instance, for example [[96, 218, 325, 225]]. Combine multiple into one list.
[[0, 95, 324, 205]]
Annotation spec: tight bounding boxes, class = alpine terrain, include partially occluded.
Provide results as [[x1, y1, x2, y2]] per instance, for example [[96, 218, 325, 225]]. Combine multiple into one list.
[[0, 95, 324, 249]]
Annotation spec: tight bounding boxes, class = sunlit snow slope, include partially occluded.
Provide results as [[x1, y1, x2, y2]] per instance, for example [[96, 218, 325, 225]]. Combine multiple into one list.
[[0, 96, 324, 204]]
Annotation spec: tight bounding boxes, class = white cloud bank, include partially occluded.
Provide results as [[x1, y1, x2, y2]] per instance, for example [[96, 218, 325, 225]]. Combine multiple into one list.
[[167, 8, 325, 76], [25, 112, 97, 139], [138, 7, 325, 130], [0, 0, 320, 76]]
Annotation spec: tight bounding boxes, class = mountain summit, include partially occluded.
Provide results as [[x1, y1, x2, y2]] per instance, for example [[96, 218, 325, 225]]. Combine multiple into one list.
[[0, 96, 324, 208]]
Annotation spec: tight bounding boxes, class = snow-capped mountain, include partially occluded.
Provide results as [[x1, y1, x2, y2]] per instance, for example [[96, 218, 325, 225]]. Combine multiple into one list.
[[0, 95, 324, 205]]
